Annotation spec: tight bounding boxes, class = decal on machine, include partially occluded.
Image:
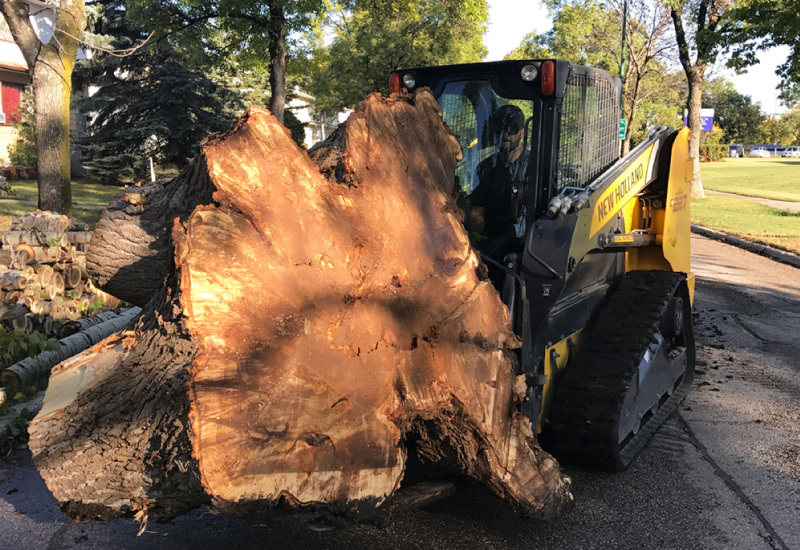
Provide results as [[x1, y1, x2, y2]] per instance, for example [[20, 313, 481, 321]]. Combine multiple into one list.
[[670, 194, 687, 211], [590, 144, 655, 237]]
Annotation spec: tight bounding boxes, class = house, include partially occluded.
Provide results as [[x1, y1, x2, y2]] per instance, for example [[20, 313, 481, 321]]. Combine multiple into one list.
[[288, 88, 350, 148], [0, 14, 30, 163]]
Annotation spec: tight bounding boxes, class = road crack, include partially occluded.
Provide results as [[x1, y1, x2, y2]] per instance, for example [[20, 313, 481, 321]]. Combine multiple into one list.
[[677, 413, 790, 550]]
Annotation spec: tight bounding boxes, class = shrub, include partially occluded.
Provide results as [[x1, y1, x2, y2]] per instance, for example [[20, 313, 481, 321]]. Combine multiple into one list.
[[6, 89, 37, 167], [700, 144, 728, 162], [0, 326, 59, 371]]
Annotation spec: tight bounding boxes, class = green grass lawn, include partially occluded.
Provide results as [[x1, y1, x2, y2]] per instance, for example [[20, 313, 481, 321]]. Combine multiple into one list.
[[692, 195, 800, 254], [701, 158, 800, 202], [0, 180, 123, 228], [5, 179, 122, 205]]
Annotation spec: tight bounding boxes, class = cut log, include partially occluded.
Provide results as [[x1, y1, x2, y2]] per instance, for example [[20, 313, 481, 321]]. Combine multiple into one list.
[[86, 159, 216, 306], [68, 219, 90, 232], [36, 264, 54, 287], [57, 309, 126, 338], [14, 244, 56, 264], [64, 265, 82, 289], [52, 272, 65, 295], [29, 94, 572, 523], [66, 231, 92, 245], [0, 270, 28, 291], [14, 244, 35, 265], [0, 249, 29, 270], [1, 306, 142, 387], [10, 211, 70, 233], [1, 290, 21, 305], [1, 231, 68, 248]]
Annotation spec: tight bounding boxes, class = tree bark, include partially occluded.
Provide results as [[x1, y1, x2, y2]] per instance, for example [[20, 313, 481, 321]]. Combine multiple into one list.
[[30, 91, 573, 523], [267, 3, 287, 124], [85, 159, 215, 306], [686, 66, 706, 198], [32, 60, 74, 214]]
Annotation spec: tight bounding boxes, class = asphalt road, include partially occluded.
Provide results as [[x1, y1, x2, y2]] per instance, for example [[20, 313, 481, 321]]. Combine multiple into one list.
[[0, 234, 798, 550]]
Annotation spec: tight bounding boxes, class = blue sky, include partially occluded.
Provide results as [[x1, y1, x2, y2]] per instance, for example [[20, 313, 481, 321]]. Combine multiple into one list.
[[485, 0, 789, 114]]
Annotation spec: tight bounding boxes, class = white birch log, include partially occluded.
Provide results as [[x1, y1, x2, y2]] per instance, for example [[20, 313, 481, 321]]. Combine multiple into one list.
[[1, 232, 68, 248], [10, 212, 69, 233], [1, 307, 142, 387]]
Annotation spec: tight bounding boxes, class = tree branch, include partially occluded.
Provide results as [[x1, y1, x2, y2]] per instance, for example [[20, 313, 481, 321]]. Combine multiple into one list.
[[670, 5, 694, 75], [0, 0, 42, 69]]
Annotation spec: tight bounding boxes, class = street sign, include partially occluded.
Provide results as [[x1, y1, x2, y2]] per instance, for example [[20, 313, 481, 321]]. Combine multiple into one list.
[[619, 119, 627, 140], [684, 108, 715, 131]]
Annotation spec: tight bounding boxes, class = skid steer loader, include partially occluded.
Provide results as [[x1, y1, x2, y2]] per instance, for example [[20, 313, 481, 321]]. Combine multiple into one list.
[[390, 59, 695, 470]]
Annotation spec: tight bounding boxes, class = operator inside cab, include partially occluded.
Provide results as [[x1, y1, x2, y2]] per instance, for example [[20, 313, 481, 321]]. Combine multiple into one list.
[[465, 104, 528, 259]]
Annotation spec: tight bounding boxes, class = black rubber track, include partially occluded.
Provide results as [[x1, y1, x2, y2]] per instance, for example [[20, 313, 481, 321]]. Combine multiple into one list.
[[547, 270, 695, 471]]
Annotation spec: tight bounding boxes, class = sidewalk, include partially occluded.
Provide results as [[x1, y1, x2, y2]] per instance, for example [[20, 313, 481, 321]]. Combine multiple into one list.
[[704, 189, 800, 212]]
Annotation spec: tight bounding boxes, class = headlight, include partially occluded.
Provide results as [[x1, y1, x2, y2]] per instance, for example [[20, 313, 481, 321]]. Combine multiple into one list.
[[520, 64, 538, 82], [402, 73, 416, 89]]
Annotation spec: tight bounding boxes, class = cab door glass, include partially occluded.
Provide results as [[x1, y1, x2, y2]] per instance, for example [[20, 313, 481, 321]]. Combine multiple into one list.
[[438, 80, 534, 255]]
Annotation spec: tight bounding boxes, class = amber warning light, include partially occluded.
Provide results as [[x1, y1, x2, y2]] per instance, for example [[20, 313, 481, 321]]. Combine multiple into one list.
[[389, 72, 401, 94], [541, 60, 555, 96]]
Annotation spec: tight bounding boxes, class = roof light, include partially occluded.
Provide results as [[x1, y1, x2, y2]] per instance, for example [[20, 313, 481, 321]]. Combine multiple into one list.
[[541, 60, 555, 96], [389, 72, 401, 94], [520, 64, 538, 82]]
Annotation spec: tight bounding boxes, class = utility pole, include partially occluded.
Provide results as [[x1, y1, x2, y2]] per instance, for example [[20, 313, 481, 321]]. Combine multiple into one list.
[[619, 0, 629, 150]]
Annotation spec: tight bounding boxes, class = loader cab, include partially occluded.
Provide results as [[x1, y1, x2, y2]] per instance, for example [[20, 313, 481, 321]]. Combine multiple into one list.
[[390, 60, 623, 318], [391, 60, 622, 224]]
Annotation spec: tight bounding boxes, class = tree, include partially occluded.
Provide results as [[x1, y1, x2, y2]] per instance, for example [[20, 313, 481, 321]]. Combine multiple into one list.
[[669, 0, 735, 198], [702, 78, 766, 144], [726, 0, 800, 103], [77, 2, 241, 184], [0, 0, 87, 214], [762, 108, 800, 146], [309, 0, 489, 113], [507, 0, 680, 153], [126, 0, 325, 124]]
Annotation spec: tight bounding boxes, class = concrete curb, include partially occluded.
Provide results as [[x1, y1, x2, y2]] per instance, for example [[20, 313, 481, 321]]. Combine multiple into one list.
[[691, 224, 800, 269]]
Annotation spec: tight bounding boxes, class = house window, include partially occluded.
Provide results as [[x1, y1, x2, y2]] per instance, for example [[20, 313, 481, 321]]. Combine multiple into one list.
[[1, 83, 23, 124]]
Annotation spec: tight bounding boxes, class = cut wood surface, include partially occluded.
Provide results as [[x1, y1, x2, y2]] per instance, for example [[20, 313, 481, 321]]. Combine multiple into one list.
[[29, 92, 573, 523]]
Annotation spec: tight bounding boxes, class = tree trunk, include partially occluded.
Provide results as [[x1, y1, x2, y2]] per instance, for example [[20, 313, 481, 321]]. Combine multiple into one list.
[[686, 66, 706, 198], [32, 55, 73, 214], [85, 159, 215, 306], [30, 91, 573, 523], [267, 4, 287, 123]]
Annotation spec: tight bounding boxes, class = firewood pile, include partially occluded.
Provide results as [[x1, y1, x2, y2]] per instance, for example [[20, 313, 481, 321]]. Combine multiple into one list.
[[0, 211, 121, 336]]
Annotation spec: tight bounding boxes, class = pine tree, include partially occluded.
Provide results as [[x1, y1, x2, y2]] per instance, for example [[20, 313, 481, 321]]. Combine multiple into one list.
[[78, 2, 242, 184]]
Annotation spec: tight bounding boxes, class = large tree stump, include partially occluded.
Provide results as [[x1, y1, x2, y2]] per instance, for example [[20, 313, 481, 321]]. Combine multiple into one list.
[[29, 91, 573, 522]]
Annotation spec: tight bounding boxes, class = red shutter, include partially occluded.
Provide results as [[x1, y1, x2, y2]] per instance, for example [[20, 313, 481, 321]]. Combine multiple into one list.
[[1, 83, 22, 123]]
